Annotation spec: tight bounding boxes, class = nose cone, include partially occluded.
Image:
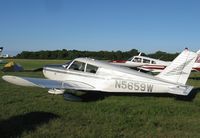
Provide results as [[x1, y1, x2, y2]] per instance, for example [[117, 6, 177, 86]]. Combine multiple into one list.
[[43, 64, 66, 80]]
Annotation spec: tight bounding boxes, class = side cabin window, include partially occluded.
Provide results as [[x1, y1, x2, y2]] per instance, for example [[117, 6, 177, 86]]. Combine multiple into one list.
[[143, 59, 150, 63], [86, 64, 98, 74], [69, 61, 85, 72], [133, 57, 141, 62], [151, 60, 156, 64]]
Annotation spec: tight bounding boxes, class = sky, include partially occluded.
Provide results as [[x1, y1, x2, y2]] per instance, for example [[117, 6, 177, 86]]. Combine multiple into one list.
[[0, 0, 200, 56]]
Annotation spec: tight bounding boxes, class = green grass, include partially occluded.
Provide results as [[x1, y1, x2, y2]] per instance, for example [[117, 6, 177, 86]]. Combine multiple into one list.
[[1, 59, 200, 137]]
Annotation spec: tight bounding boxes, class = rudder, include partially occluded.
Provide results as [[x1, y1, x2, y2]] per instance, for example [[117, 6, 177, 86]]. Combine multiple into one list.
[[156, 49, 197, 85]]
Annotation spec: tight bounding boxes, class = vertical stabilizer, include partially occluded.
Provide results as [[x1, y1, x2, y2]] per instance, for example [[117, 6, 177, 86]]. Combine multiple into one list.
[[156, 49, 197, 85]]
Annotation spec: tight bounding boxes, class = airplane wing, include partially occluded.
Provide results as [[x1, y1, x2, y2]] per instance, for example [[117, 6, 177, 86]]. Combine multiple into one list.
[[2, 75, 95, 90]]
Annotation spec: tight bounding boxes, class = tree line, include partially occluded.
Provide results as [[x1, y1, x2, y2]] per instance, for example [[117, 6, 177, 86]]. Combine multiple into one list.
[[15, 49, 179, 61]]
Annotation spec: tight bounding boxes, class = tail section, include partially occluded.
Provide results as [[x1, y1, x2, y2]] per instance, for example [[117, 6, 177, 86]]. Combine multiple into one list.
[[195, 50, 200, 63], [156, 49, 197, 85]]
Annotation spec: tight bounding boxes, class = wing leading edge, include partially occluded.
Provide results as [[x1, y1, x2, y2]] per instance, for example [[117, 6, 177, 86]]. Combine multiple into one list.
[[2, 75, 95, 90]]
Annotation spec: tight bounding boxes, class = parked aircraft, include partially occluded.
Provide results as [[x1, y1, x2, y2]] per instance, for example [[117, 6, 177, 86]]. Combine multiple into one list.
[[0, 47, 3, 63], [2, 49, 198, 101], [112, 49, 200, 73], [0, 47, 9, 58], [0, 47, 3, 55]]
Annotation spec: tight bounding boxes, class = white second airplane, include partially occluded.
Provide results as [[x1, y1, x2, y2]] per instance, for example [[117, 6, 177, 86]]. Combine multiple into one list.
[[2, 49, 198, 98], [0, 47, 3, 63], [112, 49, 200, 73]]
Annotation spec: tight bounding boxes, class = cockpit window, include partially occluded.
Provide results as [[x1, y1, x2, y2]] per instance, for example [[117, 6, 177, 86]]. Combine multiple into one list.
[[69, 61, 86, 72], [151, 61, 156, 64], [86, 64, 98, 74], [133, 57, 141, 62], [143, 59, 150, 63]]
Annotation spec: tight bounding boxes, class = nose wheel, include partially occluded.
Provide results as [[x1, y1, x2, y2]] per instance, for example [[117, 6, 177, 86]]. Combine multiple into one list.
[[48, 89, 65, 95]]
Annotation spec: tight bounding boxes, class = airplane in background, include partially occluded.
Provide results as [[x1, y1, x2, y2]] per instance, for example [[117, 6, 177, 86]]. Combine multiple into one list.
[[2, 49, 198, 101], [0, 47, 3, 55], [0, 47, 9, 58], [111, 49, 200, 73], [0, 47, 3, 63]]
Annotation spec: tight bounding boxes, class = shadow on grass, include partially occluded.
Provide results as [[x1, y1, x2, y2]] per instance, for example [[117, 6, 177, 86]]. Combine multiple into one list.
[[64, 88, 200, 102], [64, 92, 105, 102], [0, 111, 60, 138], [189, 77, 200, 80], [80, 92, 105, 102]]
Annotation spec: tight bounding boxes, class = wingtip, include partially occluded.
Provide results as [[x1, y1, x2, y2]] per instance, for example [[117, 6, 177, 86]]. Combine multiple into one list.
[[2, 75, 18, 84], [2, 75, 36, 87], [2, 75, 13, 81]]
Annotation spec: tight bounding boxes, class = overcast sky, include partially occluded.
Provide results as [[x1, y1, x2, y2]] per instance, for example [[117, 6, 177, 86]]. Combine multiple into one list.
[[0, 0, 200, 55]]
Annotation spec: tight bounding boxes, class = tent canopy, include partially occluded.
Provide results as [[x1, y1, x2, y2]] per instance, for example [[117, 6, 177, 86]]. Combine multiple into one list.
[[2, 61, 24, 72]]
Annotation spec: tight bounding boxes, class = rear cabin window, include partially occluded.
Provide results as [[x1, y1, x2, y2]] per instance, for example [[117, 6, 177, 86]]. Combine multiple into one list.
[[86, 64, 98, 74], [133, 57, 141, 62], [69, 61, 85, 72], [143, 59, 150, 63]]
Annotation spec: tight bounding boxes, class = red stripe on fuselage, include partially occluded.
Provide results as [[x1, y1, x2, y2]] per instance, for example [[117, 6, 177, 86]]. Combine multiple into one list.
[[111, 60, 127, 63], [193, 67, 200, 72], [142, 65, 166, 70]]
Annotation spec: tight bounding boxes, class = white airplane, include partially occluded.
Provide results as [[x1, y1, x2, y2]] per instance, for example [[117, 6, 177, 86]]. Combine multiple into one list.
[[0, 47, 9, 60], [0, 47, 3, 63], [111, 52, 170, 72], [0, 47, 9, 68], [0, 47, 3, 55], [112, 49, 200, 73], [2, 49, 198, 101]]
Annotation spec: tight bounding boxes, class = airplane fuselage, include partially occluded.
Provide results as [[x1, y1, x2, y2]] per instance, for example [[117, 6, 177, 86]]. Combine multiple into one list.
[[2, 52, 196, 97], [43, 60, 190, 95]]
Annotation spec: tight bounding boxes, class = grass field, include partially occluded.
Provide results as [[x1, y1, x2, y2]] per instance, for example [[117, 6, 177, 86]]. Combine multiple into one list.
[[1, 59, 200, 137]]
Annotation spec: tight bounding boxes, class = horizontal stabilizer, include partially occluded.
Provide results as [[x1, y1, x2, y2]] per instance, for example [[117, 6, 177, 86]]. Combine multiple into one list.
[[168, 85, 193, 96]]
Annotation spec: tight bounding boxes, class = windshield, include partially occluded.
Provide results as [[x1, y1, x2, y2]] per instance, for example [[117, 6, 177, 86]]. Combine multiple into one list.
[[127, 57, 133, 61], [62, 60, 73, 68], [69, 61, 86, 71]]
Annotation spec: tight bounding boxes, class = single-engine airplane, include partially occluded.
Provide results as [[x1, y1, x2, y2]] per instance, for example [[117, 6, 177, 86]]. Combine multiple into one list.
[[2, 49, 198, 101], [111, 49, 200, 73]]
